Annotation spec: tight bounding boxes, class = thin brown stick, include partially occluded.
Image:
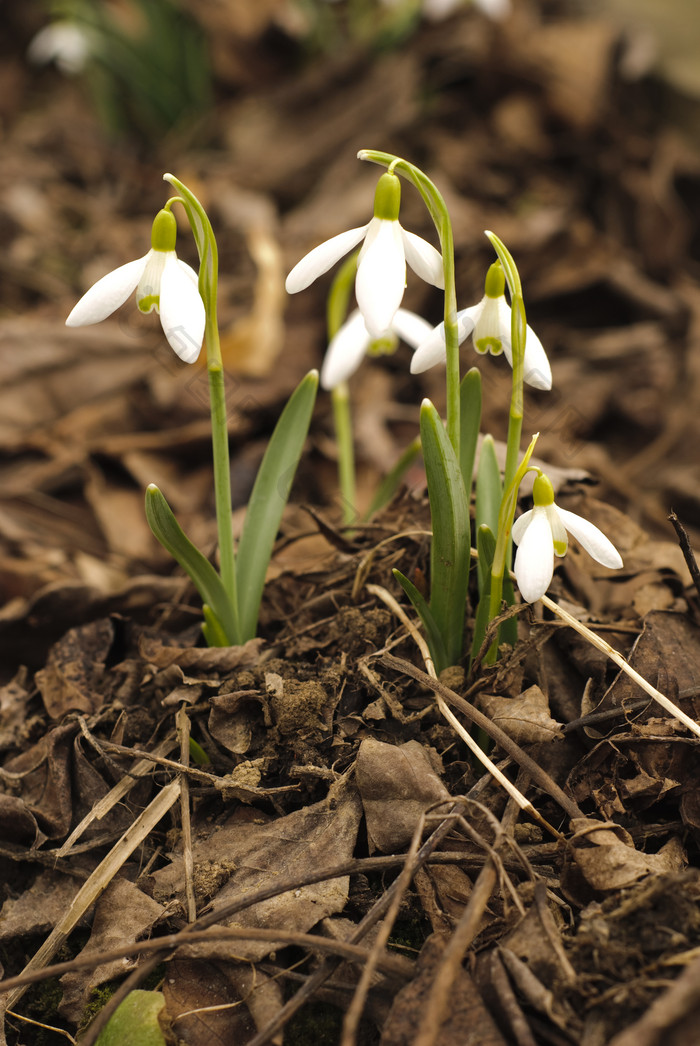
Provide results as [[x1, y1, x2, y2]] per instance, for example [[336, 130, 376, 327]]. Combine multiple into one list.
[[669, 510, 700, 603], [413, 774, 525, 1046], [341, 811, 425, 1046], [380, 652, 583, 822], [0, 853, 468, 997], [244, 809, 464, 1046], [176, 705, 197, 923], [0, 924, 412, 999]]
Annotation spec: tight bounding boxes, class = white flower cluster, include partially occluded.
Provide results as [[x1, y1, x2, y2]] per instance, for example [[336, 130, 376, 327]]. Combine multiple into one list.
[[285, 174, 550, 393]]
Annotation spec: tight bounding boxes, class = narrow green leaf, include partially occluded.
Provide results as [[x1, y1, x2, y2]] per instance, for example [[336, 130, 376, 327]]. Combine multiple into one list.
[[365, 436, 421, 521], [202, 604, 230, 648], [476, 435, 501, 536], [420, 399, 470, 669], [188, 737, 211, 766], [459, 367, 481, 498], [475, 435, 502, 596], [471, 524, 496, 666], [236, 370, 319, 641], [393, 568, 449, 673], [500, 573, 519, 649], [145, 485, 237, 645]]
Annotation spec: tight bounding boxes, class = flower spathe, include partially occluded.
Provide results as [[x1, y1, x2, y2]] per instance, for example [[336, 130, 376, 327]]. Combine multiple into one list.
[[285, 172, 444, 340], [410, 261, 552, 390], [322, 307, 434, 389], [66, 207, 205, 364], [512, 474, 623, 604]]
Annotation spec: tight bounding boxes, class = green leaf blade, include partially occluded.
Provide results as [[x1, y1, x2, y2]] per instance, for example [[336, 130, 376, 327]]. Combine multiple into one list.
[[393, 568, 449, 674], [420, 399, 471, 669], [459, 367, 482, 498], [145, 484, 238, 645], [236, 370, 319, 641]]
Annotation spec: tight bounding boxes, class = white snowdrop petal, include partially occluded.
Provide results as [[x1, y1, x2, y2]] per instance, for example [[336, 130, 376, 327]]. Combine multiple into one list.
[[285, 225, 368, 293], [136, 250, 167, 310], [66, 255, 148, 326], [321, 310, 369, 389], [421, 0, 463, 20], [513, 508, 555, 603], [511, 508, 534, 546], [391, 308, 435, 349], [456, 304, 481, 343], [523, 325, 552, 391], [473, 295, 508, 355], [410, 322, 447, 373], [355, 220, 405, 338], [176, 258, 200, 288], [474, 0, 512, 20], [159, 254, 206, 363], [556, 507, 623, 569], [401, 230, 444, 288], [546, 503, 568, 557]]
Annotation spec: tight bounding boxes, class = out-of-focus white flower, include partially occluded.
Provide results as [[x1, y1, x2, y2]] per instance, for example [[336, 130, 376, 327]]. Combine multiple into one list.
[[410, 261, 552, 390], [512, 473, 623, 603], [322, 307, 433, 389], [379, 0, 511, 22], [66, 208, 205, 363], [285, 172, 443, 340], [27, 21, 92, 76]]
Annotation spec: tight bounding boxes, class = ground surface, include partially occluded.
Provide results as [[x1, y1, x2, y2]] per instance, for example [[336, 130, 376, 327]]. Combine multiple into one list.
[[2, 1, 700, 1044]]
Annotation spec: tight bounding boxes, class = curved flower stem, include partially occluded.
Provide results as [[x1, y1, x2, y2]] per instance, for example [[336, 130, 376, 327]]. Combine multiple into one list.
[[486, 434, 539, 662], [164, 173, 240, 639], [207, 329, 238, 624], [485, 232, 525, 495], [332, 382, 357, 527], [483, 233, 529, 659], [327, 251, 361, 526], [358, 149, 460, 463]]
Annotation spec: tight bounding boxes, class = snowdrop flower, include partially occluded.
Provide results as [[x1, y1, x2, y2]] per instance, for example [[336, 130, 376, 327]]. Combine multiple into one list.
[[286, 172, 444, 340], [322, 307, 434, 389], [411, 261, 552, 390], [66, 207, 205, 363], [379, 0, 510, 20], [512, 473, 623, 603], [28, 21, 92, 76], [422, 0, 511, 20]]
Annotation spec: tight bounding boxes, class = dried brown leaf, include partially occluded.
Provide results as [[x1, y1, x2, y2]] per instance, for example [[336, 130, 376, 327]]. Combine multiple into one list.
[[151, 777, 362, 961], [35, 618, 113, 718], [569, 818, 686, 891], [58, 878, 164, 1022], [355, 739, 450, 854], [478, 686, 564, 746]]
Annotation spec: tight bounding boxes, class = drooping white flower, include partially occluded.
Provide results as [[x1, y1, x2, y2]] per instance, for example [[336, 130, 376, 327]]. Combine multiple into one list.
[[422, 0, 511, 21], [410, 261, 552, 390], [285, 172, 444, 340], [512, 473, 623, 604], [378, 0, 510, 21], [66, 208, 205, 363], [27, 21, 92, 76], [322, 307, 434, 389]]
